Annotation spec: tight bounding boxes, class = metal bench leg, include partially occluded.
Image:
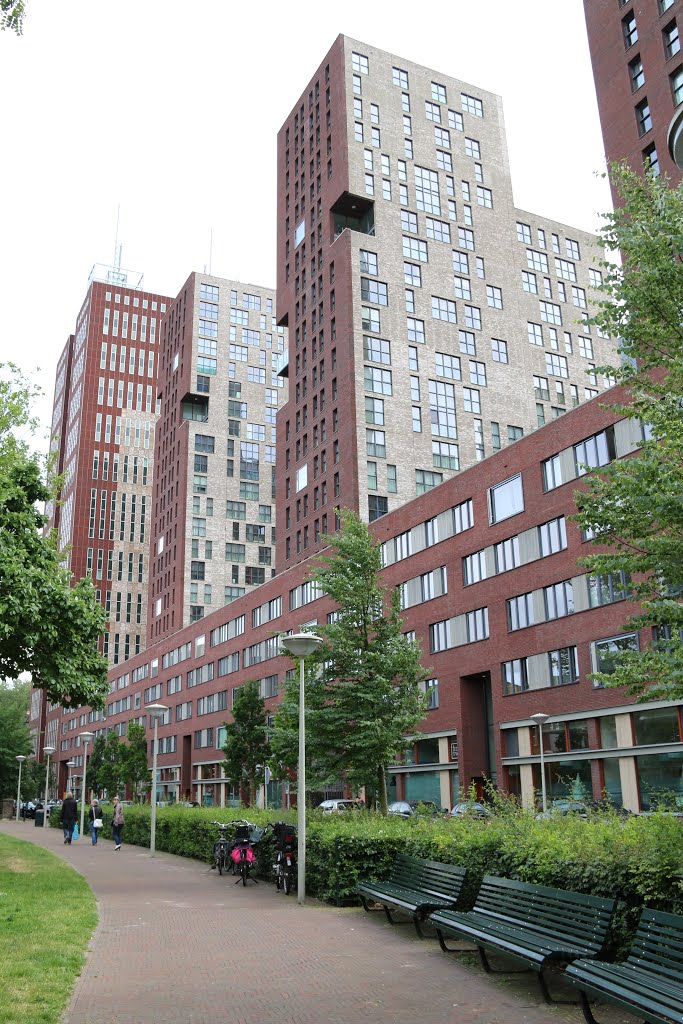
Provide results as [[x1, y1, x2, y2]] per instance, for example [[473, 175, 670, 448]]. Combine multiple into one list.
[[478, 947, 529, 976], [578, 991, 602, 1024], [436, 928, 467, 954], [537, 968, 579, 1006], [413, 915, 429, 939]]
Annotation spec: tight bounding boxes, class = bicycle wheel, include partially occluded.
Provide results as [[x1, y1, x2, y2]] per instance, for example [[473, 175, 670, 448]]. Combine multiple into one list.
[[217, 850, 224, 876], [275, 855, 283, 891], [241, 855, 248, 886], [284, 861, 294, 895]]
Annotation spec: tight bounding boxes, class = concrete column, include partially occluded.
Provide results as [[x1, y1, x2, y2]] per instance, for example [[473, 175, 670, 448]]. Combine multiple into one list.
[[518, 727, 535, 809], [438, 738, 451, 809], [614, 712, 639, 812]]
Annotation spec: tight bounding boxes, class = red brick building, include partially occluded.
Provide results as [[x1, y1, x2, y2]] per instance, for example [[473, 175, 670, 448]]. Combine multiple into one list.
[[584, 0, 683, 189], [48, 391, 683, 812]]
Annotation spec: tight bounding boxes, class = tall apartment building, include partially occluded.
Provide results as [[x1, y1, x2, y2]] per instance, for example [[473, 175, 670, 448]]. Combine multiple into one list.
[[47, 265, 172, 667], [148, 274, 287, 643], [584, 0, 683, 186], [276, 35, 618, 570]]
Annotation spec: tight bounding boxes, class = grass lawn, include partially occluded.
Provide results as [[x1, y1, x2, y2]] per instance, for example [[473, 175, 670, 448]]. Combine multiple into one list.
[[0, 833, 97, 1024]]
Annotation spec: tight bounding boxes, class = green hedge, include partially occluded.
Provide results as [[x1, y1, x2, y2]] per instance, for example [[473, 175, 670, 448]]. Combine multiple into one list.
[[52, 805, 683, 955]]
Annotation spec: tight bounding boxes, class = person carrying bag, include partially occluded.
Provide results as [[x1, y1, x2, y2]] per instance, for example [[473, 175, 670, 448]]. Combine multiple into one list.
[[88, 798, 103, 846]]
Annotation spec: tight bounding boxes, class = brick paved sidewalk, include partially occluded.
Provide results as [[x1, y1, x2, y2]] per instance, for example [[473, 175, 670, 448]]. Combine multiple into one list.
[[1, 819, 633, 1024]]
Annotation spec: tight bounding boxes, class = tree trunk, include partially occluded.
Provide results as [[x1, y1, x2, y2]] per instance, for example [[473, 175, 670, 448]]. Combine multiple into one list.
[[377, 763, 388, 815]]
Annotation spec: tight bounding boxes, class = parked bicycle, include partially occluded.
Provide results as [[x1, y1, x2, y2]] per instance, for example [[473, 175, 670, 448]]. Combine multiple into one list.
[[229, 819, 265, 886], [270, 821, 297, 895], [210, 821, 233, 876]]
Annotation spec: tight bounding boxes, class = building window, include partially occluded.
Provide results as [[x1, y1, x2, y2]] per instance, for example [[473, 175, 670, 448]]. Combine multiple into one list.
[[623, 12, 638, 49], [588, 571, 631, 608], [629, 54, 645, 91], [352, 52, 369, 74], [489, 474, 524, 524], [548, 647, 579, 686], [491, 338, 508, 363], [415, 469, 443, 495], [636, 98, 652, 136], [368, 495, 388, 521], [671, 65, 683, 104], [664, 20, 680, 59], [507, 593, 534, 631], [538, 516, 567, 556], [591, 633, 639, 682], [502, 658, 527, 695], [643, 143, 660, 176]]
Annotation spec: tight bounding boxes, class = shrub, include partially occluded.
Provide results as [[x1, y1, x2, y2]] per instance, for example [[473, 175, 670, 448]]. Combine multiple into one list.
[[52, 804, 683, 956]]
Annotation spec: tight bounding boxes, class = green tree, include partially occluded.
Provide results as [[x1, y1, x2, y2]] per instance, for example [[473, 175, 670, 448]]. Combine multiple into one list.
[[221, 680, 269, 806], [0, 365, 109, 709], [99, 731, 123, 798], [0, 680, 33, 798], [574, 165, 683, 698], [85, 734, 106, 796], [1, 0, 25, 34], [270, 509, 428, 814], [120, 722, 149, 803]]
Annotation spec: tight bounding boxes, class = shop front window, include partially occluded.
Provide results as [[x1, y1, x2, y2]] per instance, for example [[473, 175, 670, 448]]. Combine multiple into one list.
[[633, 707, 681, 746], [637, 752, 683, 810]]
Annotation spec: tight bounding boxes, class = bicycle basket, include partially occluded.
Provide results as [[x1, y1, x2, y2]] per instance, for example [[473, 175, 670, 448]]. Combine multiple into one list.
[[234, 824, 252, 841]]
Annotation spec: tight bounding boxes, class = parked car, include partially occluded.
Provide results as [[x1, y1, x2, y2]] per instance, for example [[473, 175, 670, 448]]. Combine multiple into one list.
[[450, 801, 490, 819], [387, 799, 441, 818], [316, 799, 360, 813], [535, 799, 589, 819]]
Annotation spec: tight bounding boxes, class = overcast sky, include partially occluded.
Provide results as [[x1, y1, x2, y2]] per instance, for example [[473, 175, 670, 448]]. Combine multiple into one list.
[[0, 0, 610, 448]]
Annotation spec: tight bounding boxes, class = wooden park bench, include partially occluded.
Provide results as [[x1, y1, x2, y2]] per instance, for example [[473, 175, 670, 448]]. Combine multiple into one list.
[[429, 874, 615, 1003], [565, 907, 683, 1024], [357, 853, 467, 937]]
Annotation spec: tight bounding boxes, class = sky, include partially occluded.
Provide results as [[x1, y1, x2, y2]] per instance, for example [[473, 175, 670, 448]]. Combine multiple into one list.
[[0, 0, 611, 449]]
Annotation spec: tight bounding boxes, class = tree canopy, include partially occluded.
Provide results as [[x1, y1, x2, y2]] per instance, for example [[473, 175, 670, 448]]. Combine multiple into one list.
[[0, 0, 25, 34], [221, 680, 269, 806], [0, 680, 33, 798], [574, 165, 683, 699], [0, 364, 109, 709], [270, 509, 428, 813]]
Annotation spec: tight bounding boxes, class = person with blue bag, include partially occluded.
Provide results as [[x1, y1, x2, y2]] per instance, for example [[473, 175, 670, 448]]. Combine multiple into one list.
[[60, 791, 78, 845]]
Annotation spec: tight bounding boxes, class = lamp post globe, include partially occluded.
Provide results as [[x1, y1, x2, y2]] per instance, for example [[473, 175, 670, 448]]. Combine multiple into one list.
[[530, 713, 549, 814], [66, 760, 76, 794], [15, 756, 26, 822], [279, 632, 323, 905], [146, 703, 169, 857], [78, 732, 95, 837]]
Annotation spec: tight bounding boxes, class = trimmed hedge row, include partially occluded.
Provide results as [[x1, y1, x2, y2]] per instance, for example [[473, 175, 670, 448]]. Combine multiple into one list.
[[53, 806, 683, 956]]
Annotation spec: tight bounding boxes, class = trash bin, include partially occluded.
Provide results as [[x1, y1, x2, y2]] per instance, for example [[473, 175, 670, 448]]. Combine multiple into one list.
[[34, 810, 45, 827]]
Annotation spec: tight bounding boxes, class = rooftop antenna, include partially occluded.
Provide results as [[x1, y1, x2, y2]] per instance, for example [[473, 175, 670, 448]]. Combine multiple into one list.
[[209, 228, 213, 275]]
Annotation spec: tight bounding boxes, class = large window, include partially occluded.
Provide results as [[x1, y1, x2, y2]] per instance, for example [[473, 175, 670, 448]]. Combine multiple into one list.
[[489, 474, 524, 524], [574, 427, 616, 476], [592, 632, 640, 681], [588, 571, 630, 607], [633, 707, 681, 746], [429, 380, 457, 438]]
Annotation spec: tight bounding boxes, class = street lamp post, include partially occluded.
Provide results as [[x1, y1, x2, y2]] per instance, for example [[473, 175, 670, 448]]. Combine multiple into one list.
[[146, 703, 169, 857], [279, 632, 323, 906], [15, 756, 26, 822], [78, 732, 95, 838], [530, 713, 550, 814], [42, 746, 56, 826], [66, 760, 76, 795]]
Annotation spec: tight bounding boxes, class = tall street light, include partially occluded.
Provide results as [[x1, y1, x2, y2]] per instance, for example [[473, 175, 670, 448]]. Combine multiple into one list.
[[42, 746, 56, 827], [78, 732, 95, 838], [66, 760, 76, 795], [146, 703, 169, 857], [15, 756, 26, 822], [530, 713, 549, 814], [279, 632, 323, 905]]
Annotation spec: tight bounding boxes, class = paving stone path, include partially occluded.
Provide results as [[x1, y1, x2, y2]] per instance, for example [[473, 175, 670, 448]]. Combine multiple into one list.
[[1, 819, 634, 1024]]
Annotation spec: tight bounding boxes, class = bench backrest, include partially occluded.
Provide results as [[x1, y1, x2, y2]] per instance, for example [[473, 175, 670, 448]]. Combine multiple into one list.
[[626, 907, 683, 982], [474, 875, 615, 953], [390, 853, 467, 900]]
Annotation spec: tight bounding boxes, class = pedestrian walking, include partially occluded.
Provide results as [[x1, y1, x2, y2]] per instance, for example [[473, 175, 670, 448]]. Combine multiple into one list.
[[88, 798, 103, 845], [60, 791, 78, 844], [112, 795, 124, 850]]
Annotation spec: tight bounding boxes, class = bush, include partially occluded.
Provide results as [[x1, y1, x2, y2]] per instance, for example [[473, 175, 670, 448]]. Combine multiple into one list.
[[51, 803, 683, 956]]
